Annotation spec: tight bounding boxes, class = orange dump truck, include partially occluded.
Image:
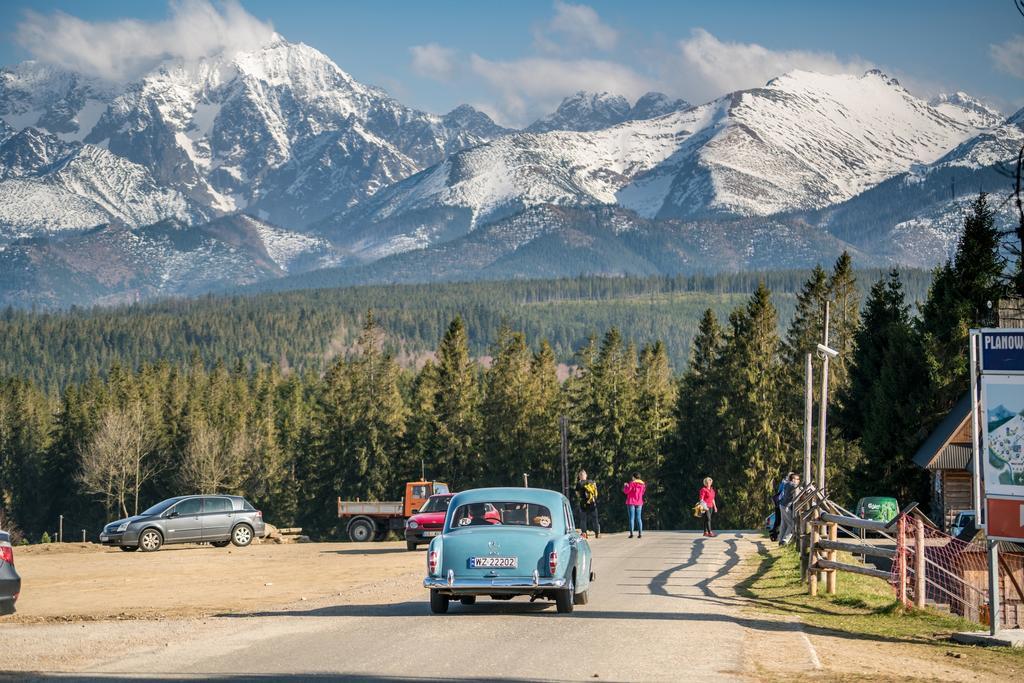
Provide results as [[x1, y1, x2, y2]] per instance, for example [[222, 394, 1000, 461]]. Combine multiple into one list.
[[337, 481, 450, 542]]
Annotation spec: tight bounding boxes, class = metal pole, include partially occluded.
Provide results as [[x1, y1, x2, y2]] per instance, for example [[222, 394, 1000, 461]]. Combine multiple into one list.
[[969, 331, 983, 523], [989, 540, 1000, 635], [559, 416, 569, 498], [81, 529, 86, 543], [59, 515, 63, 544], [523, 473, 529, 488], [804, 352, 813, 484], [817, 301, 831, 492]]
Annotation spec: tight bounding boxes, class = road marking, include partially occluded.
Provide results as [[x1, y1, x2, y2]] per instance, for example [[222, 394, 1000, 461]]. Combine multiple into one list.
[[800, 628, 823, 670]]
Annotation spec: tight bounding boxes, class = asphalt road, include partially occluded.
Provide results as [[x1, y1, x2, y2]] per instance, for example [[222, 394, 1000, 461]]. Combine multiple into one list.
[[66, 531, 823, 682]]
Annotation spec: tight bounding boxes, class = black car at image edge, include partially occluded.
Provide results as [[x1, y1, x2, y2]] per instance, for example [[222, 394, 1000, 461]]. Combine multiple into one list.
[[0, 529, 20, 615], [100, 495, 266, 552]]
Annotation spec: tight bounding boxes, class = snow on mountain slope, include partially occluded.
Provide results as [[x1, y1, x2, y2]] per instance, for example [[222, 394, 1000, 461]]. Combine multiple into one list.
[[0, 62, 115, 142], [72, 37, 509, 226], [932, 107, 1024, 170], [0, 128, 206, 239], [320, 70, 982, 259], [929, 92, 1005, 130]]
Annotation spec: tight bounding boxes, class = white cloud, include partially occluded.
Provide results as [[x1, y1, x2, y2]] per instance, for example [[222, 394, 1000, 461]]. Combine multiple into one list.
[[991, 35, 1024, 79], [469, 55, 654, 125], [16, 0, 276, 82], [409, 43, 459, 82], [672, 29, 873, 103], [535, 1, 618, 53]]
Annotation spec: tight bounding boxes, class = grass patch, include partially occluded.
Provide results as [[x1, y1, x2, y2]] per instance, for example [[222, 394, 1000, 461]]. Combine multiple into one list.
[[740, 542, 1024, 667]]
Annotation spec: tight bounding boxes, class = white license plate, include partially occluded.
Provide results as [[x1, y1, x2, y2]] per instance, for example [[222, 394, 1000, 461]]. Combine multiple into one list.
[[424, 531, 440, 537], [470, 556, 518, 569], [100, 534, 109, 542]]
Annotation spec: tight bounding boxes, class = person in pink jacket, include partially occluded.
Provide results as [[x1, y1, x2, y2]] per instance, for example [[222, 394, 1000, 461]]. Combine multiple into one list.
[[699, 477, 718, 537], [623, 473, 646, 539]]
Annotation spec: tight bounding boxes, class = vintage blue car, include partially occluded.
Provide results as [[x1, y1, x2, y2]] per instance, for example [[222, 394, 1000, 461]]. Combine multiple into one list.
[[423, 487, 594, 613]]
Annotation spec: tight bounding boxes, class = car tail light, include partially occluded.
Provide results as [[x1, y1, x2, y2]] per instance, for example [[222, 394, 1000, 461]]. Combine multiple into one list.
[[256, 510, 263, 519], [548, 550, 558, 576], [428, 550, 439, 574], [0, 544, 12, 566]]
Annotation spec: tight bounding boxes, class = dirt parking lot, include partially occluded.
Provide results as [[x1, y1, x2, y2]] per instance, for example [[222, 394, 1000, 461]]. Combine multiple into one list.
[[8, 539, 424, 621]]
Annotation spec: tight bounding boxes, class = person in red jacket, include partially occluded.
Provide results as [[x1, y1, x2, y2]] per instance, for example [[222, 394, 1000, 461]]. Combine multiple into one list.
[[623, 473, 646, 539], [699, 477, 718, 537]]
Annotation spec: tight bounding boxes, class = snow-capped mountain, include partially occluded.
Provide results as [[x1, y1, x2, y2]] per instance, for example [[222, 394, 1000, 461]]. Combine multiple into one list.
[[929, 92, 1005, 130], [0, 127, 206, 239], [318, 70, 989, 260], [0, 38, 511, 232], [815, 105, 1024, 266], [526, 90, 691, 133], [0, 28, 1017, 308], [627, 92, 692, 121], [527, 91, 632, 132], [0, 62, 116, 142]]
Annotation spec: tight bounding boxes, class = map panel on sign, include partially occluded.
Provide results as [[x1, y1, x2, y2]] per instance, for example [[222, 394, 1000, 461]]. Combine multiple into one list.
[[981, 374, 1024, 497]]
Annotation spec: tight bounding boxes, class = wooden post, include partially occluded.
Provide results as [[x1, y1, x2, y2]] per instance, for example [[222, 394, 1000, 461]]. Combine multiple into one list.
[[914, 516, 926, 609], [809, 510, 820, 597], [897, 515, 908, 607], [826, 522, 837, 595]]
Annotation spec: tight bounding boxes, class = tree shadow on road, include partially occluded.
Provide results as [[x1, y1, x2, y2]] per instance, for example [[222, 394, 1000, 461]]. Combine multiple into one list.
[[3, 675, 530, 682]]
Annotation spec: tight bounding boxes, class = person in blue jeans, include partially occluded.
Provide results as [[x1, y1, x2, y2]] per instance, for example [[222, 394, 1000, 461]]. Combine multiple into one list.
[[623, 473, 646, 539]]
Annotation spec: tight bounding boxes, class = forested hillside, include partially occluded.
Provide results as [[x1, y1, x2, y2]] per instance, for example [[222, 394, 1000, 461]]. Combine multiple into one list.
[[0, 270, 932, 391], [7, 191, 1009, 545]]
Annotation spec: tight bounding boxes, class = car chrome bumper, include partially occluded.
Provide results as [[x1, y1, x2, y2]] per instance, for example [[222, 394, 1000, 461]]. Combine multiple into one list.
[[423, 576, 566, 590]]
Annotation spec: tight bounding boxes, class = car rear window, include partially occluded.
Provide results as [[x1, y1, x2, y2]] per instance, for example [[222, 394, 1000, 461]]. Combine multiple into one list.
[[450, 502, 553, 529], [204, 497, 233, 513]]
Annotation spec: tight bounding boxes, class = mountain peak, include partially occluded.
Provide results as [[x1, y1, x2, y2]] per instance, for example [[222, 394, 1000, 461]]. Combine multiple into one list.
[[628, 92, 691, 121], [526, 91, 632, 133], [930, 91, 1004, 129], [862, 68, 901, 87]]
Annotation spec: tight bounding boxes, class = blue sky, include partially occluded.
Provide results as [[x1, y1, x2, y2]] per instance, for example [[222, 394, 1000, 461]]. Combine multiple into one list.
[[1, 0, 1022, 126]]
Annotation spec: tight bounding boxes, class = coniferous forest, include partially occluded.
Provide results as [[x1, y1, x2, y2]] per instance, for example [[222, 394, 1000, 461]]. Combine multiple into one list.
[[0, 195, 1007, 542]]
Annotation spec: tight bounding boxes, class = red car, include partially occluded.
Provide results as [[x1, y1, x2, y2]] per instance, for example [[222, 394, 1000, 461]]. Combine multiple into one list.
[[405, 494, 454, 550]]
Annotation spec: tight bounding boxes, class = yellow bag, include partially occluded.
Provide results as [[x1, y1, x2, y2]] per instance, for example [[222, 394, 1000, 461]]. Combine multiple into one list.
[[692, 503, 703, 518]]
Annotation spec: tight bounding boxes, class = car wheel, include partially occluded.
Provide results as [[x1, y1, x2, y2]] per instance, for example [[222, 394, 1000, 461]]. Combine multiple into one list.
[[460, 596, 476, 605], [573, 587, 589, 605], [211, 540, 230, 548], [119, 546, 138, 552], [347, 518, 375, 543], [231, 524, 254, 547], [406, 540, 417, 551], [139, 529, 162, 552], [429, 590, 449, 614], [556, 575, 575, 613]]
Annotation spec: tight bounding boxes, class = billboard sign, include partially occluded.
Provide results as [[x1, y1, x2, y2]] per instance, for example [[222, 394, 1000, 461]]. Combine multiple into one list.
[[980, 374, 1024, 498], [980, 330, 1024, 373]]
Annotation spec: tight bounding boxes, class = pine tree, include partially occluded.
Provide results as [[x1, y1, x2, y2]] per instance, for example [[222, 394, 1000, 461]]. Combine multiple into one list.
[[632, 341, 676, 528], [481, 327, 535, 486], [826, 252, 860, 401], [432, 316, 482, 487], [665, 309, 722, 529], [921, 192, 1006, 410], [716, 284, 787, 527]]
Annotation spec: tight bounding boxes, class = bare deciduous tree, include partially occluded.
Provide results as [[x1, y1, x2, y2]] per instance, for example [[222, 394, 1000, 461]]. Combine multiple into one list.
[[79, 404, 156, 518], [179, 419, 247, 494]]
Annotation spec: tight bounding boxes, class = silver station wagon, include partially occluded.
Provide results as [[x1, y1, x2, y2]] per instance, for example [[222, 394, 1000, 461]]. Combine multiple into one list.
[[100, 495, 265, 552]]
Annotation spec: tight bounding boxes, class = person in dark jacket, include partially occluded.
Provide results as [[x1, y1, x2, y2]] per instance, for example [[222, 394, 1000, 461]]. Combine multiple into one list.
[[574, 470, 600, 538], [770, 472, 793, 541]]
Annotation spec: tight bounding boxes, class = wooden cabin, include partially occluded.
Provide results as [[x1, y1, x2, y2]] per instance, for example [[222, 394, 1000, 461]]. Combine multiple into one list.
[[913, 392, 975, 531]]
